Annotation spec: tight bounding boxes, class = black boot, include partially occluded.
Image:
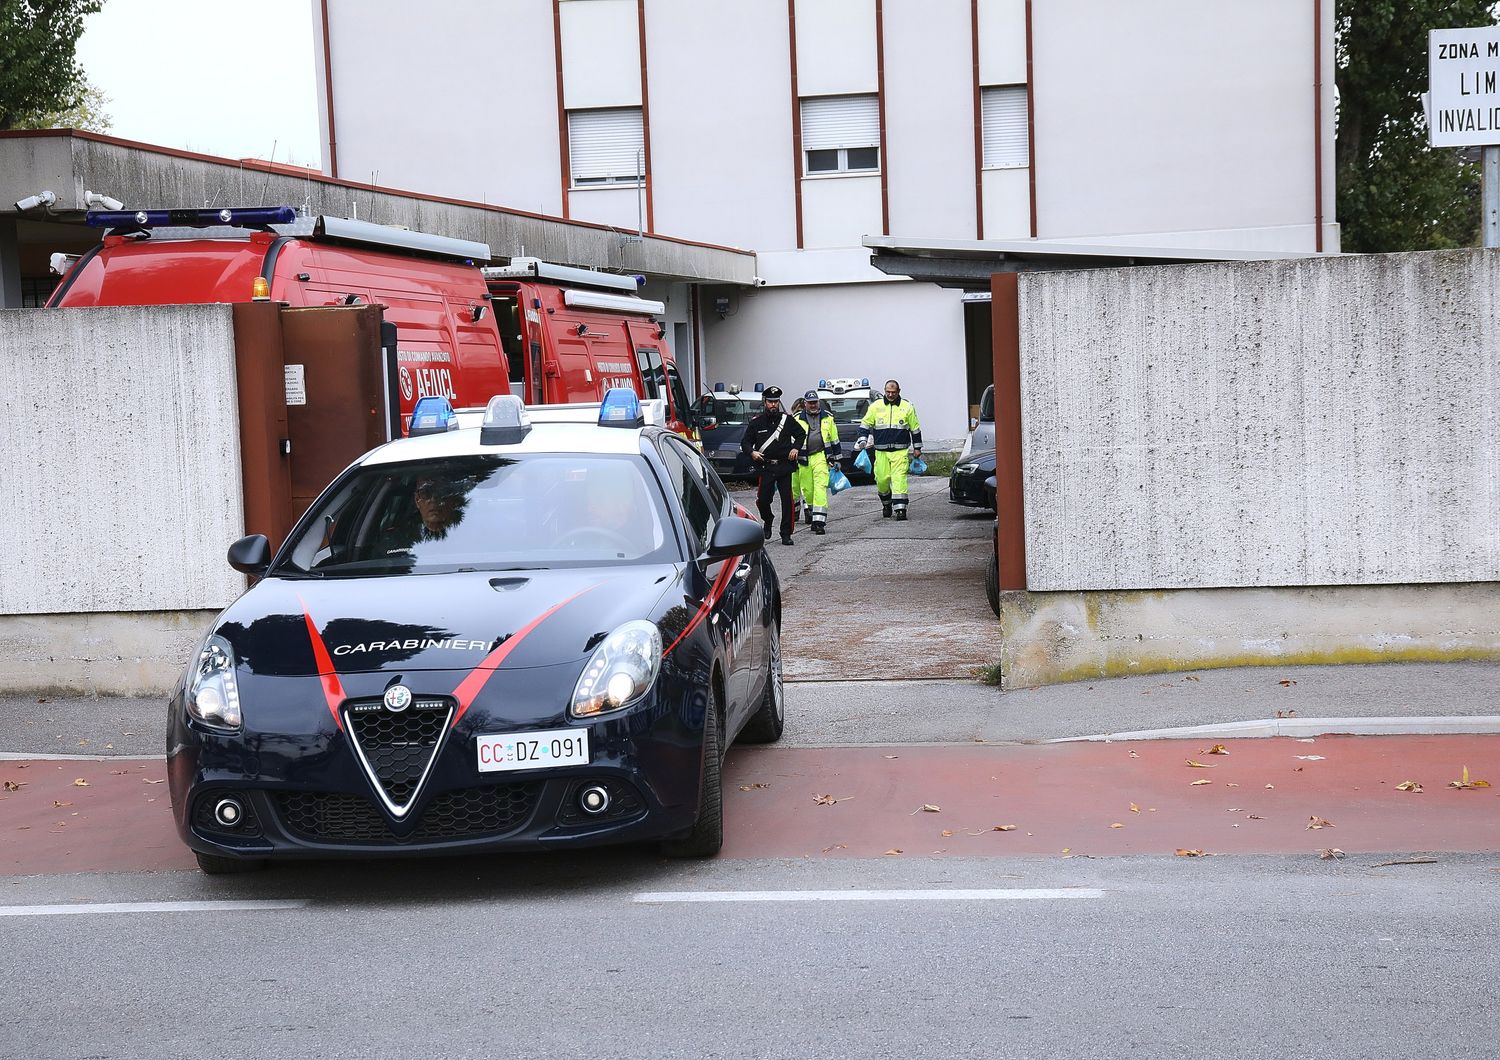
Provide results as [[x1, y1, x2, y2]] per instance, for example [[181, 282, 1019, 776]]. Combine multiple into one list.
[[803, 506, 812, 525], [763, 523, 772, 541], [895, 509, 907, 521], [812, 523, 825, 535], [881, 501, 892, 518]]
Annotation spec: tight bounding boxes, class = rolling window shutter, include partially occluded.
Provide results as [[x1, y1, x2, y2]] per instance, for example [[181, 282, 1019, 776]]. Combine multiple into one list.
[[801, 95, 880, 151], [569, 108, 644, 181], [981, 86, 1029, 168]]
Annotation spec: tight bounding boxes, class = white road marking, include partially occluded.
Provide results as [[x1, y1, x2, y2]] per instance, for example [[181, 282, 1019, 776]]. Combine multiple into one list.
[[632, 888, 1104, 904], [0, 900, 309, 918]]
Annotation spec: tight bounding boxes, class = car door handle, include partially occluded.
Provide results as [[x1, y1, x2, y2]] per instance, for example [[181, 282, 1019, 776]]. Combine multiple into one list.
[[733, 562, 752, 580]]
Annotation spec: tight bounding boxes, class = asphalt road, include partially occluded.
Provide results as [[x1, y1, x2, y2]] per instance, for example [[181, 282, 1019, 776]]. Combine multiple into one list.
[[3, 855, 1496, 1060]]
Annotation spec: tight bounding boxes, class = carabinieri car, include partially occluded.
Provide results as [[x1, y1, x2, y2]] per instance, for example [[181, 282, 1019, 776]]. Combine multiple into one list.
[[168, 390, 784, 873]]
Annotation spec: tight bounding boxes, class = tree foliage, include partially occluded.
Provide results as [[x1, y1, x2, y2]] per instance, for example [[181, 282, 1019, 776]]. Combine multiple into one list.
[[0, 0, 105, 132], [1335, 0, 1498, 251]]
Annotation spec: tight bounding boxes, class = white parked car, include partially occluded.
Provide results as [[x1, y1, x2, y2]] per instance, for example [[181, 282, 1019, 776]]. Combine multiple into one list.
[[959, 384, 994, 461]]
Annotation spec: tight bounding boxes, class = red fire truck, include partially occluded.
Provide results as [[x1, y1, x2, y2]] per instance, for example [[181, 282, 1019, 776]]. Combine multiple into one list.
[[48, 207, 699, 436]]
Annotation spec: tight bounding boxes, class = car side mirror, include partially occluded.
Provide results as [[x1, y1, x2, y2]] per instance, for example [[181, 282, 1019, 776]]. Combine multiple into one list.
[[702, 516, 765, 563], [228, 534, 271, 574], [700, 415, 718, 430]]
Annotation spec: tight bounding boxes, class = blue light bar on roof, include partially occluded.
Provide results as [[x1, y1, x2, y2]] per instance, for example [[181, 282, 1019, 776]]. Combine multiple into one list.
[[599, 388, 644, 428], [408, 396, 457, 437], [85, 207, 297, 228]]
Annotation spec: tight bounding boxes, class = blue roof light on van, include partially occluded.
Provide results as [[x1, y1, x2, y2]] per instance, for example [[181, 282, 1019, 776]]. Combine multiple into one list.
[[85, 207, 297, 228], [408, 397, 458, 436], [599, 388, 644, 428]]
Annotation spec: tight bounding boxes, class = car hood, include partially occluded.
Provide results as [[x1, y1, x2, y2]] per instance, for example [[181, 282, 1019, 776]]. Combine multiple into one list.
[[212, 565, 683, 677]]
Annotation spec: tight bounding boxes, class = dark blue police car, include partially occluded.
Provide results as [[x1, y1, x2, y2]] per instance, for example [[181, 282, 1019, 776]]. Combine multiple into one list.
[[169, 391, 784, 872]]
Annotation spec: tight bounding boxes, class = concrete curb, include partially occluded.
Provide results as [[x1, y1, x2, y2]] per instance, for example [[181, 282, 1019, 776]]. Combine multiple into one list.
[[1048, 716, 1500, 743], [0, 752, 160, 762]]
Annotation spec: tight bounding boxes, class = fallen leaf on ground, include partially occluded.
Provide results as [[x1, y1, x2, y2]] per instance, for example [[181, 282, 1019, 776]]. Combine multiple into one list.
[[1372, 858, 1439, 867], [1449, 766, 1492, 790], [1109, 822, 1124, 829], [1175, 849, 1207, 857], [921, 804, 941, 813], [72, 779, 89, 788], [1183, 675, 1200, 682], [1279, 679, 1297, 687], [941, 829, 955, 837], [1319, 848, 1345, 859], [142, 778, 165, 786], [1203, 744, 1230, 755], [1129, 803, 1140, 813], [1307, 816, 1335, 830], [820, 843, 848, 853], [1248, 815, 1264, 820], [1128, 750, 1140, 758], [1190, 779, 1213, 786], [1186, 760, 1215, 768], [1394, 781, 1423, 793], [122, 732, 136, 737], [883, 848, 903, 856], [882, 755, 899, 760], [812, 793, 838, 805], [1294, 755, 1326, 761], [51, 800, 71, 808], [1276, 709, 1298, 719], [1265, 784, 1275, 789], [109, 770, 128, 776], [2, 780, 20, 792], [993, 824, 1018, 832], [738, 783, 769, 791]]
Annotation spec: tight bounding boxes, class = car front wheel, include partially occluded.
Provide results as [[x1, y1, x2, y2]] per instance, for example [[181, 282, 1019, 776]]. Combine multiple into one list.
[[661, 689, 724, 858]]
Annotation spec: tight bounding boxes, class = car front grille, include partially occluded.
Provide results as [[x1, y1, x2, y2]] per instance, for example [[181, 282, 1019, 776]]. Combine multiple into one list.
[[344, 696, 452, 810], [274, 784, 542, 845]]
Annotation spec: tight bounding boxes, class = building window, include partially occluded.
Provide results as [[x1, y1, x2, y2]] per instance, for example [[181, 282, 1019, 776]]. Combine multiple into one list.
[[800, 94, 880, 176], [21, 276, 59, 307], [568, 107, 644, 187], [981, 85, 1029, 169]]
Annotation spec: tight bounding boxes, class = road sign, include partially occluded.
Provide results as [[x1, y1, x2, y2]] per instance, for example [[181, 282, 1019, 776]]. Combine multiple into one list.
[[1428, 26, 1500, 147]]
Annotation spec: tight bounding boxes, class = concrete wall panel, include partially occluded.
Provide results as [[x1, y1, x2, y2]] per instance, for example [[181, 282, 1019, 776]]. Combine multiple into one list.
[[884, 0, 976, 239], [326, 0, 563, 214], [977, 0, 1027, 85], [1031, 0, 1317, 241], [998, 584, 1500, 689], [702, 281, 970, 444], [0, 305, 247, 614], [0, 610, 217, 695], [801, 174, 882, 249], [560, 0, 643, 109], [981, 166, 1031, 239], [796, 0, 878, 97], [646, 0, 795, 251], [1019, 251, 1500, 591]]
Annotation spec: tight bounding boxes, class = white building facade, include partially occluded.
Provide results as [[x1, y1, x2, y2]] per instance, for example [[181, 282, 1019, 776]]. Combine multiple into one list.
[[313, 0, 1336, 445]]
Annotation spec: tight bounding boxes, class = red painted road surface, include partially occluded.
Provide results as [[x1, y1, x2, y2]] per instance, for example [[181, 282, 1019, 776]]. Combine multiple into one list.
[[2, 736, 1498, 875]]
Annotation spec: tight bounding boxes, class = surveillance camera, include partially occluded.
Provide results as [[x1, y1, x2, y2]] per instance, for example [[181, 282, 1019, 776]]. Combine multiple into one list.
[[14, 190, 57, 212], [753, 276, 767, 287], [85, 191, 124, 211]]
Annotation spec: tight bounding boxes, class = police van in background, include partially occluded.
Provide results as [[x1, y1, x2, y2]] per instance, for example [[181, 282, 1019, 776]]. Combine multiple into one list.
[[48, 207, 703, 437]]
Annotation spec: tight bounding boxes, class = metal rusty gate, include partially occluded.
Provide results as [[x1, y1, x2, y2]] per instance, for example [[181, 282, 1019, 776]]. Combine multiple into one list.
[[231, 302, 392, 549]]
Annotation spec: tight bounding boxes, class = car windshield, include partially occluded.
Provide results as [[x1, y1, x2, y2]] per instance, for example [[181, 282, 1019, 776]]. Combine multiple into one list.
[[705, 396, 759, 425], [274, 454, 678, 577], [821, 396, 870, 424]]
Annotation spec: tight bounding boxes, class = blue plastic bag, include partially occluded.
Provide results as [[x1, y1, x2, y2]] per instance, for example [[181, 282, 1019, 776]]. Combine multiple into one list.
[[829, 467, 852, 494], [853, 448, 873, 474], [909, 455, 928, 475]]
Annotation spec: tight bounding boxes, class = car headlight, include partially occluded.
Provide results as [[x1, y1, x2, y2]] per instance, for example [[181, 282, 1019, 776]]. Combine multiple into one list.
[[955, 462, 979, 475], [571, 620, 662, 719], [186, 635, 243, 731]]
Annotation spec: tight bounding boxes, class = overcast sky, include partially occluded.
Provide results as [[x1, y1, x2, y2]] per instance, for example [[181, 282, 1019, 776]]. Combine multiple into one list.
[[75, 0, 323, 169]]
